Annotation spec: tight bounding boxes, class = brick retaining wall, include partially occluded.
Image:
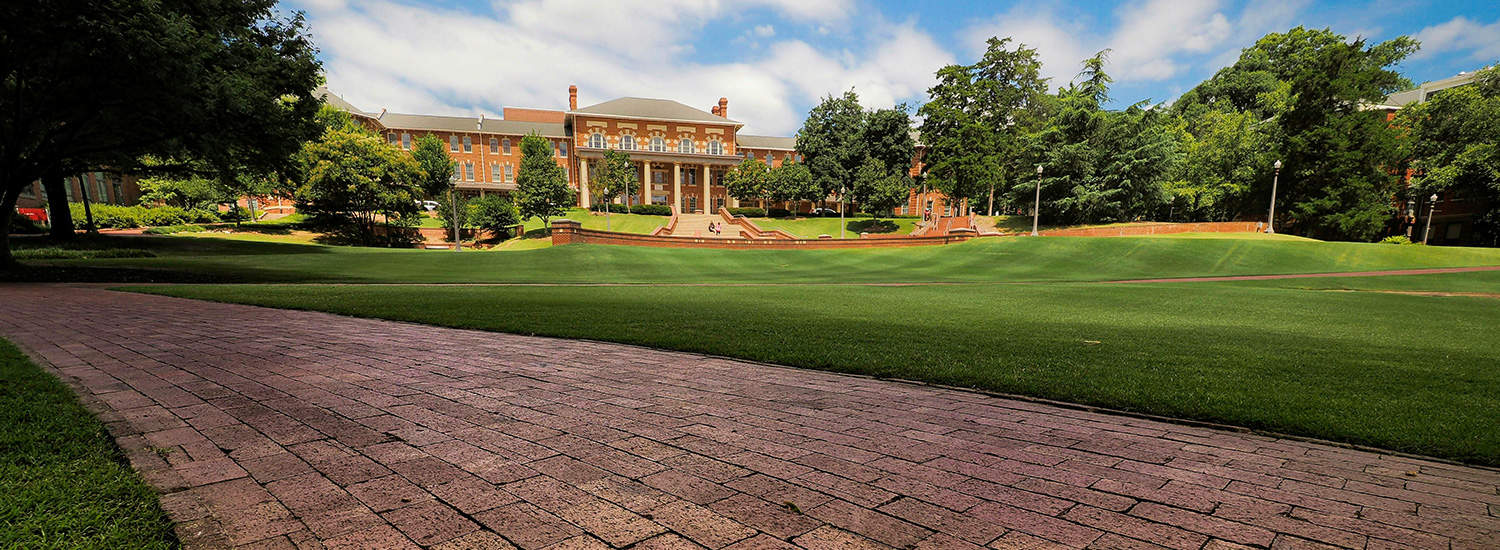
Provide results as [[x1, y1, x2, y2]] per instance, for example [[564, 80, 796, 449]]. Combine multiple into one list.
[[1036, 221, 1263, 237], [550, 220, 976, 249]]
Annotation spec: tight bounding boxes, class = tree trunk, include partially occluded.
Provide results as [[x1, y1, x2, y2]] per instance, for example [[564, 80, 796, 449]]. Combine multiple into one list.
[[79, 174, 97, 233], [43, 168, 73, 241], [1, 185, 20, 268]]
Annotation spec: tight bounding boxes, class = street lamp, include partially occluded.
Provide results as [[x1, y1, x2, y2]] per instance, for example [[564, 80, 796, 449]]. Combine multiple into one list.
[[1266, 160, 1282, 233], [1031, 164, 1043, 236], [839, 186, 847, 239], [1424, 193, 1439, 245], [449, 174, 462, 251]]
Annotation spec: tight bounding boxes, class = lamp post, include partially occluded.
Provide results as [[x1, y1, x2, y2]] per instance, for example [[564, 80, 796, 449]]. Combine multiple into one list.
[[1423, 193, 1438, 245], [1031, 164, 1043, 236], [449, 174, 462, 251], [839, 186, 847, 239], [1266, 160, 1282, 233]]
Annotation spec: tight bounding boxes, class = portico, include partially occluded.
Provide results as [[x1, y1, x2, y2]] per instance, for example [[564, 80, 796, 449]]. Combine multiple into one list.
[[575, 149, 739, 213]]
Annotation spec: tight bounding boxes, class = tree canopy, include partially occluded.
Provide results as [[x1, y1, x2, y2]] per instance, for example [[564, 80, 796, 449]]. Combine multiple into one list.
[[1395, 66, 1500, 245], [1, 0, 323, 265], [514, 133, 571, 227]]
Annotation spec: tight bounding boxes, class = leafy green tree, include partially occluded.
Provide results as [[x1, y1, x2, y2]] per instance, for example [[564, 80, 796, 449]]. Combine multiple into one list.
[[137, 174, 226, 210], [861, 107, 917, 180], [850, 158, 911, 218], [920, 37, 1050, 216], [470, 195, 522, 240], [1167, 109, 1273, 221], [1395, 66, 1500, 245], [768, 159, 817, 214], [411, 134, 456, 198], [724, 158, 773, 208], [796, 91, 867, 201], [295, 117, 422, 246], [1174, 27, 1416, 239], [437, 193, 470, 241], [588, 149, 634, 229], [0, 0, 322, 265], [515, 133, 572, 228]]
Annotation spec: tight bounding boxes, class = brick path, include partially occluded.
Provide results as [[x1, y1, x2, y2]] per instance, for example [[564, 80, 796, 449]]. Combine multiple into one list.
[[1, 285, 1497, 549]]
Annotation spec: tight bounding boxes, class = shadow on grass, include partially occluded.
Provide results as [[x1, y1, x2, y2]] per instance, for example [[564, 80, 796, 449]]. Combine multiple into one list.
[[848, 219, 900, 234]]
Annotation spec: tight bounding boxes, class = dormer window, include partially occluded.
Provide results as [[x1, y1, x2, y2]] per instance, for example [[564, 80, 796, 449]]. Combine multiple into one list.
[[707, 140, 723, 155], [679, 138, 694, 153], [589, 132, 605, 149], [621, 135, 636, 150], [650, 136, 665, 152]]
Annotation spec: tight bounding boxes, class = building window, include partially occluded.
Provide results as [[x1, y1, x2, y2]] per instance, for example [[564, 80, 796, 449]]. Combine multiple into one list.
[[464, 162, 475, 181], [689, 196, 696, 212], [463, 136, 472, 153], [559, 141, 568, 157], [452, 163, 460, 180], [387, 133, 398, 146], [504, 164, 514, 183], [489, 137, 498, 154], [679, 138, 694, 153], [449, 136, 459, 152], [589, 132, 605, 148], [402, 133, 411, 149], [649, 137, 665, 152], [707, 140, 723, 155], [502, 138, 511, 155], [748, 151, 757, 161], [621, 135, 636, 150], [491, 163, 500, 183]]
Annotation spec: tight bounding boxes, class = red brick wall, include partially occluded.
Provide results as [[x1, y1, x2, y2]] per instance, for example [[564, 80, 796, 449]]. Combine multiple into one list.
[[550, 220, 975, 249]]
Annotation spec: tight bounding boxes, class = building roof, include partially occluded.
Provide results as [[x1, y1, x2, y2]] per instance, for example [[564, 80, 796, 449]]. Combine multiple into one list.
[[736, 134, 796, 150], [572, 97, 739, 125], [315, 87, 368, 116], [316, 87, 567, 137], [1385, 68, 1489, 107]]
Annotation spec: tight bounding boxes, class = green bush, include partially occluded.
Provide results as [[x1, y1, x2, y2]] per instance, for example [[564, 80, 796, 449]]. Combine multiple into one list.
[[589, 203, 631, 214], [471, 195, 521, 239], [68, 203, 212, 229], [143, 224, 206, 235], [627, 204, 673, 216], [220, 206, 251, 223], [727, 207, 765, 217], [1380, 235, 1416, 245], [13, 247, 155, 260], [767, 208, 793, 218]]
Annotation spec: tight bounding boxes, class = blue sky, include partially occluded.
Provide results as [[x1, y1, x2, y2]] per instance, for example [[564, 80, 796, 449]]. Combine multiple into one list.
[[293, 0, 1500, 135]]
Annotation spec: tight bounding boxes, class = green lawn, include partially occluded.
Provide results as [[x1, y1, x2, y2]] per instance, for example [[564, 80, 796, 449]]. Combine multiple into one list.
[[753, 216, 918, 238], [522, 209, 670, 236], [0, 339, 176, 548], [23, 233, 1500, 284], [130, 276, 1500, 465]]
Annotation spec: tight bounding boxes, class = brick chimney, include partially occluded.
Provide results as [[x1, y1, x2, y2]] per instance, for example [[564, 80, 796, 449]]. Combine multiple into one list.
[[718, 97, 728, 118], [711, 105, 720, 116], [569, 85, 577, 110]]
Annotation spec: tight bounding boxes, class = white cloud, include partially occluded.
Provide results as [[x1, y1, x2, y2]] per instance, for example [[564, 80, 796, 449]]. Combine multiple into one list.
[[1413, 16, 1500, 61], [299, 0, 935, 135]]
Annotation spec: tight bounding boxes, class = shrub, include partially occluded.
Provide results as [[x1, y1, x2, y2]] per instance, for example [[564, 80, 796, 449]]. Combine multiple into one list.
[[727, 207, 765, 217], [143, 224, 205, 235], [1380, 235, 1415, 245], [13, 247, 155, 260], [187, 208, 223, 224], [68, 203, 211, 229], [219, 206, 252, 223], [767, 208, 792, 218], [470, 195, 521, 239], [627, 204, 673, 216], [589, 203, 631, 214]]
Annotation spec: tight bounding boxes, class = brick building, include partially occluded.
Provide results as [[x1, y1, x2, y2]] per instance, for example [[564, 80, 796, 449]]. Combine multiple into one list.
[[326, 86, 957, 217], [14, 172, 141, 222]]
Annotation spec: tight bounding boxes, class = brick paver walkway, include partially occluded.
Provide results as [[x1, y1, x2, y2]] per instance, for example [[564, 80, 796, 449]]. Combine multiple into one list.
[[1, 285, 1497, 549]]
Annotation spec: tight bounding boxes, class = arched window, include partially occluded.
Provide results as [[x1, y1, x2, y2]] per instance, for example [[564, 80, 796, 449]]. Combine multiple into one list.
[[501, 138, 512, 155], [589, 132, 605, 149], [489, 137, 498, 153], [707, 140, 723, 155], [679, 138, 694, 153], [650, 136, 665, 152], [621, 135, 636, 150]]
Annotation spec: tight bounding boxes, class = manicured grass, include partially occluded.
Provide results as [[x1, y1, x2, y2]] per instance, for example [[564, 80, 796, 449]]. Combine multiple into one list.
[[0, 339, 176, 548], [753, 216, 918, 238], [29, 233, 1500, 284], [130, 277, 1500, 465], [522, 209, 670, 236]]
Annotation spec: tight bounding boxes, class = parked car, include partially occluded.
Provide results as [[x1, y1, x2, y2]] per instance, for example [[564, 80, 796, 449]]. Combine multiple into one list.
[[811, 208, 838, 217]]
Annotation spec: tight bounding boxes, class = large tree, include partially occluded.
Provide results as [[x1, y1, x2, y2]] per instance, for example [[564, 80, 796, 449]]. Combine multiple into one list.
[[850, 158, 911, 219], [411, 134, 456, 198], [768, 159, 817, 214], [1174, 27, 1416, 239], [295, 108, 422, 246], [724, 158, 773, 209], [919, 37, 1049, 216], [515, 133, 571, 228], [588, 149, 634, 229], [796, 91, 867, 202], [1395, 66, 1500, 245], [0, 0, 322, 265]]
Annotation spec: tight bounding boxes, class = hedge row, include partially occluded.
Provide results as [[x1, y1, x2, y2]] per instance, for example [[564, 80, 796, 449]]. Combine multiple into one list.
[[68, 203, 231, 229], [588, 204, 672, 216], [726, 207, 765, 217]]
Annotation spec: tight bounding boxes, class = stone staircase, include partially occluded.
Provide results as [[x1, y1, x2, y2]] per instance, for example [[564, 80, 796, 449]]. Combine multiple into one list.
[[667, 214, 737, 238]]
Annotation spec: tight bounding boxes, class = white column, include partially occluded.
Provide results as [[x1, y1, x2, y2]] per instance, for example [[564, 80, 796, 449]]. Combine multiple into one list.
[[578, 158, 591, 208], [702, 165, 711, 214], [641, 161, 651, 206], [673, 163, 682, 215]]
